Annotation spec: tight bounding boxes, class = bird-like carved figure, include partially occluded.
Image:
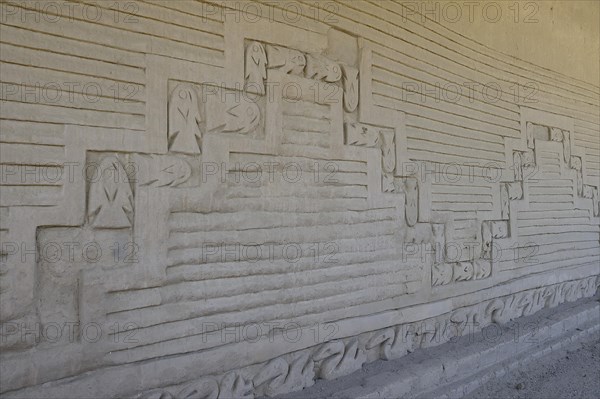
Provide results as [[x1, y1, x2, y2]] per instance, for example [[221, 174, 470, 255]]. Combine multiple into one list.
[[245, 41, 267, 95]]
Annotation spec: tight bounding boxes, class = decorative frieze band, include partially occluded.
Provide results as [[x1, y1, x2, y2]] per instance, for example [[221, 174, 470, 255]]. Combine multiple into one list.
[[136, 275, 599, 399]]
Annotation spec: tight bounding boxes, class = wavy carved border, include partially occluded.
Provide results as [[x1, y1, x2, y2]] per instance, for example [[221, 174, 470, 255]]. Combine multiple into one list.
[[136, 275, 599, 398]]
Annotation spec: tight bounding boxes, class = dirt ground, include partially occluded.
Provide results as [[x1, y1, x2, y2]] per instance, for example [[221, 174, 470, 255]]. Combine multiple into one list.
[[464, 336, 600, 399]]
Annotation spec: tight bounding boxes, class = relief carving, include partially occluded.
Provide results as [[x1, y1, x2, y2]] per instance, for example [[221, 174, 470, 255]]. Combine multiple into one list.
[[134, 276, 599, 399], [490, 221, 508, 238], [431, 253, 492, 287], [403, 177, 419, 227], [341, 64, 359, 112], [413, 219, 491, 284], [582, 185, 600, 217], [513, 151, 523, 181], [485, 299, 509, 324], [507, 181, 523, 200], [481, 222, 492, 259], [205, 87, 263, 137], [526, 122, 535, 149], [563, 130, 571, 164], [382, 174, 395, 193], [513, 291, 536, 317], [432, 223, 446, 263], [218, 372, 253, 399], [4, 15, 600, 399], [571, 156, 583, 196], [177, 378, 219, 399], [138, 373, 251, 399], [522, 150, 535, 167], [365, 328, 395, 360], [432, 263, 452, 286], [482, 221, 507, 260], [265, 45, 306, 75], [366, 327, 413, 361], [245, 41, 267, 95], [448, 308, 480, 337], [87, 156, 134, 229], [138, 390, 174, 399], [405, 223, 435, 244], [481, 221, 492, 259], [168, 84, 203, 154], [254, 354, 314, 397], [222, 99, 261, 134], [305, 53, 342, 82], [453, 262, 474, 282], [500, 183, 510, 220], [313, 340, 366, 380], [250, 40, 357, 93], [381, 129, 396, 193], [380, 130, 396, 174], [344, 122, 402, 195], [550, 127, 563, 142], [135, 154, 191, 188], [344, 122, 379, 147], [474, 259, 491, 280]]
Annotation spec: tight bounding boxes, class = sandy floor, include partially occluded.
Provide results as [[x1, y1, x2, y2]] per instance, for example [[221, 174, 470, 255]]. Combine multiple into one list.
[[464, 336, 600, 399]]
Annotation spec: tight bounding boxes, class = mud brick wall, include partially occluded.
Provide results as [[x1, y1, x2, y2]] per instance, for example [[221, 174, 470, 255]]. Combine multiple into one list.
[[0, 1, 598, 398]]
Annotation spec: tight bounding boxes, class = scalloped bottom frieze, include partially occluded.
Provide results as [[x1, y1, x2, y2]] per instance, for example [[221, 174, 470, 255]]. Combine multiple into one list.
[[135, 275, 599, 399]]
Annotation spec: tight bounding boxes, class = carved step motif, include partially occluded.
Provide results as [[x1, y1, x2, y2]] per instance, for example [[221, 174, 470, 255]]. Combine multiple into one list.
[[243, 38, 599, 295], [430, 120, 600, 287], [518, 122, 598, 217], [344, 121, 397, 193], [244, 41, 359, 115]]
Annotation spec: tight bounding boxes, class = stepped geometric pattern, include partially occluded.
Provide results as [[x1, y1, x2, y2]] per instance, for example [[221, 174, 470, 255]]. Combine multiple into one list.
[[0, 3, 598, 398]]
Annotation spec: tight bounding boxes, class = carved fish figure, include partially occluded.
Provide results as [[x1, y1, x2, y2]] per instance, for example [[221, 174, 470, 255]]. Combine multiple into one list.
[[432, 263, 452, 286], [474, 259, 491, 280], [136, 154, 191, 188], [87, 156, 134, 229], [223, 100, 260, 134], [571, 156, 583, 196], [245, 41, 267, 94], [341, 64, 359, 112], [526, 122, 535, 149], [266, 45, 306, 75], [168, 84, 203, 154], [482, 221, 493, 259], [305, 53, 342, 82], [404, 178, 419, 227], [453, 262, 474, 282], [344, 122, 380, 147], [563, 130, 571, 163], [513, 151, 523, 181], [550, 127, 563, 142], [380, 130, 396, 174], [507, 181, 523, 200]]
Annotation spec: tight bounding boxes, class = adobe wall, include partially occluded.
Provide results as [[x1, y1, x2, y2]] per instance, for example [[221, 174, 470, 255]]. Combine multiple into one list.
[[0, 1, 598, 398]]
